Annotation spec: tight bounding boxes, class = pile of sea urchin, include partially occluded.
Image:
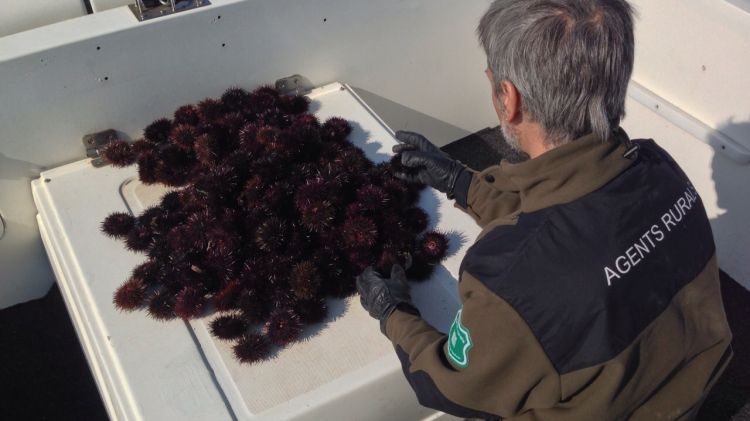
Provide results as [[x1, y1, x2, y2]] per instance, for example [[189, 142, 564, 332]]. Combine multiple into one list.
[[100, 85, 449, 364]]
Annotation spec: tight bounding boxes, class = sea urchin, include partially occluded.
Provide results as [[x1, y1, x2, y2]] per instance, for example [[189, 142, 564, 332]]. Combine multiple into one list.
[[210, 314, 249, 340], [233, 333, 272, 364]]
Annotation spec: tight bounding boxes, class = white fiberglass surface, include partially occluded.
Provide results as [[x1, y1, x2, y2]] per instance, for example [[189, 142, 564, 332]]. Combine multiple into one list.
[[34, 83, 478, 420], [32, 161, 233, 421]]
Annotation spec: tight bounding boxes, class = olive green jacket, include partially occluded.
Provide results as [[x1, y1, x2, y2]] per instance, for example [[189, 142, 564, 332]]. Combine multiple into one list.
[[386, 131, 732, 420]]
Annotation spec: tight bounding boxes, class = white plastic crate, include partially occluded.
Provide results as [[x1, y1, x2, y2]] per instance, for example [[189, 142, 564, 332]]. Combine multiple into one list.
[[31, 83, 478, 421]]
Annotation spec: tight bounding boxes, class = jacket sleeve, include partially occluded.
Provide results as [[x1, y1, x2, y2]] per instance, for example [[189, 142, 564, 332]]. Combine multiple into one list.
[[453, 167, 521, 227], [385, 272, 560, 419]]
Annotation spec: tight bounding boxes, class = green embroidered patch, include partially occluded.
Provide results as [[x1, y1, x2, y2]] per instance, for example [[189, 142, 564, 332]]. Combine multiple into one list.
[[447, 307, 473, 368]]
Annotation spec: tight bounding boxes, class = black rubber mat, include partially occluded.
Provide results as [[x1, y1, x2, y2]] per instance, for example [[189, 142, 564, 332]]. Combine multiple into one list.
[[0, 285, 108, 421]]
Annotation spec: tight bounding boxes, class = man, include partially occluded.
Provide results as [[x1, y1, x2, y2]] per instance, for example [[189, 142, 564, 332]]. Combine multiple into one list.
[[356, 0, 733, 420]]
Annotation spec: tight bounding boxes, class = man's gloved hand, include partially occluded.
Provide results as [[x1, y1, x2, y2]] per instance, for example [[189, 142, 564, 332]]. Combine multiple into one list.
[[356, 265, 412, 333], [393, 131, 467, 198]]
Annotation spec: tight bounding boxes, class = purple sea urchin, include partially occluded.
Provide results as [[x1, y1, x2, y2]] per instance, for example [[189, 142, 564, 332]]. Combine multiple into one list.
[[333, 148, 371, 174], [406, 253, 436, 282], [376, 247, 409, 275], [289, 113, 321, 144], [131, 139, 153, 155], [238, 123, 261, 154], [313, 250, 353, 298], [125, 225, 154, 252], [193, 134, 217, 166], [103, 141, 136, 167], [266, 308, 303, 347], [403, 207, 429, 233], [174, 286, 206, 319], [249, 86, 279, 112], [113, 278, 147, 311], [419, 231, 449, 264], [210, 314, 249, 340], [295, 298, 328, 324], [147, 290, 177, 321], [321, 117, 352, 142], [255, 217, 289, 252], [289, 261, 321, 300], [101, 212, 135, 238], [341, 216, 378, 249], [198, 98, 225, 122], [159, 191, 182, 213], [144, 118, 173, 144], [213, 280, 242, 312], [221, 86, 252, 111], [233, 333, 272, 364], [136, 151, 160, 185], [298, 200, 336, 233], [131, 260, 161, 286], [356, 184, 389, 211], [174, 104, 202, 126], [237, 289, 269, 323], [256, 126, 279, 146], [170, 124, 199, 151], [347, 248, 376, 273], [383, 178, 418, 207], [280, 95, 310, 114]]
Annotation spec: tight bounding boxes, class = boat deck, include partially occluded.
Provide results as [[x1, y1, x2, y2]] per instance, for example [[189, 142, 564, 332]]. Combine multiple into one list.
[[1, 132, 747, 421]]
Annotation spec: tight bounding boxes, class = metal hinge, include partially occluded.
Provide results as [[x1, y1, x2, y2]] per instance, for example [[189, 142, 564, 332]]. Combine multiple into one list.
[[129, 0, 211, 22], [275, 74, 315, 96], [83, 129, 119, 168]]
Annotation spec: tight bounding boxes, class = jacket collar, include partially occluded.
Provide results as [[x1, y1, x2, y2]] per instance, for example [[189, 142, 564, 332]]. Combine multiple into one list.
[[483, 128, 635, 213]]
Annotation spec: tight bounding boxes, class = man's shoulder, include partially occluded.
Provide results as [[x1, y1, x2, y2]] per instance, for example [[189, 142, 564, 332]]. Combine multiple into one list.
[[462, 137, 705, 286]]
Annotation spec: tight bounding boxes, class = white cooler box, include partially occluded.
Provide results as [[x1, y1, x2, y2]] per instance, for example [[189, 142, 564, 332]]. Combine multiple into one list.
[[31, 83, 480, 421]]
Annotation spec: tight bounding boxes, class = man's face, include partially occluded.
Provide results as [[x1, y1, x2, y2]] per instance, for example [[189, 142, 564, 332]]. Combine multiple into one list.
[[485, 68, 522, 153]]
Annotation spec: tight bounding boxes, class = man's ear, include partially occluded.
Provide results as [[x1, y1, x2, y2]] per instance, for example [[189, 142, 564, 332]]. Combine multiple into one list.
[[499, 80, 521, 122]]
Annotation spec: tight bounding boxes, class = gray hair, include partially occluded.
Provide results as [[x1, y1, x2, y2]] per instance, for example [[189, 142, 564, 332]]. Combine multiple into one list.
[[477, 0, 635, 145]]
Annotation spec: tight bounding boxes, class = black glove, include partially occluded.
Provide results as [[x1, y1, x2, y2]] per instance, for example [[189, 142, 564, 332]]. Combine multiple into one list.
[[393, 131, 467, 198], [356, 265, 412, 333]]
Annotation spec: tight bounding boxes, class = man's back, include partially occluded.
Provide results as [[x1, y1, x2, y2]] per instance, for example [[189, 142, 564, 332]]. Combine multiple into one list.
[[381, 132, 732, 420], [459, 137, 733, 419]]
